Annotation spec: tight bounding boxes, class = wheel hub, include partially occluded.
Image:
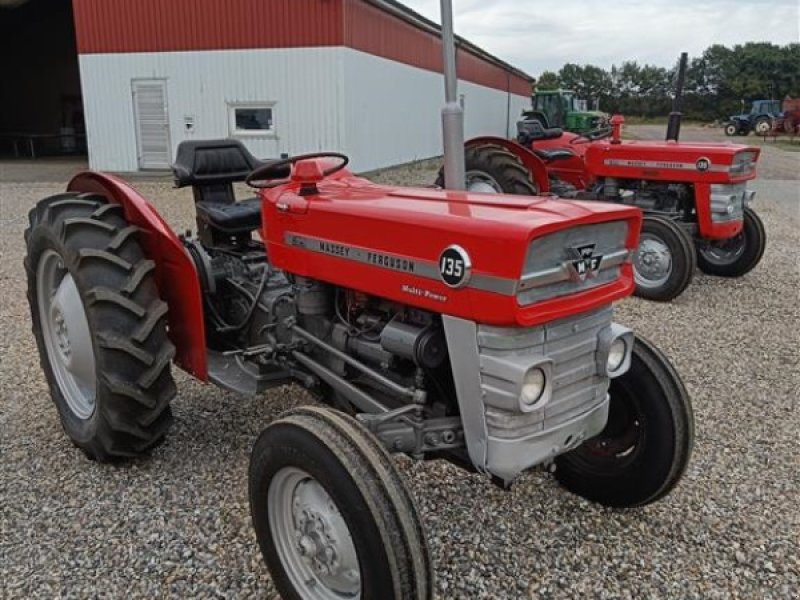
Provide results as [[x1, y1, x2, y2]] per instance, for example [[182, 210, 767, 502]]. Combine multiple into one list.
[[465, 170, 502, 194], [37, 250, 97, 420], [634, 236, 673, 288], [269, 467, 360, 598]]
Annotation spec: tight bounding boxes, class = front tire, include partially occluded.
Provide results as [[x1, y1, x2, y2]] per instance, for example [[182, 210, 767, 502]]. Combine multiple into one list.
[[249, 406, 433, 600], [724, 122, 738, 137], [632, 216, 696, 302], [696, 207, 766, 277], [554, 337, 694, 507], [435, 144, 539, 195], [24, 193, 176, 461]]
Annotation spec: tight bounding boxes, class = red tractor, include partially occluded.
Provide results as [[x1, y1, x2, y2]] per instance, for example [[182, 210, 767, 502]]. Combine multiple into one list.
[[442, 117, 766, 301], [24, 138, 694, 598]]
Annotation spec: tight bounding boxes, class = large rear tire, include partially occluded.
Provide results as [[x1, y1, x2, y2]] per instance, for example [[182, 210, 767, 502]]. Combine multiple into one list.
[[632, 216, 696, 302], [753, 117, 771, 135], [249, 406, 433, 600], [696, 207, 766, 277], [24, 193, 176, 461], [435, 144, 538, 195], [554, 336, 694, 507]]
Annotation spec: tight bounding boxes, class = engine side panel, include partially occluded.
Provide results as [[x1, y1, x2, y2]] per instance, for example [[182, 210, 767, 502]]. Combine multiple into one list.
[[67, 172, 208, 380]]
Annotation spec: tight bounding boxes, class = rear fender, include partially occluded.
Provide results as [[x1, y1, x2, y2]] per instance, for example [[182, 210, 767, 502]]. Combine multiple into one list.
[[466, 136, 550, 193], [67, 171, 208, 380]]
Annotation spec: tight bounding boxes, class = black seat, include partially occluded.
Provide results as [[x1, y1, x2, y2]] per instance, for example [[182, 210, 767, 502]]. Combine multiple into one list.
[[172, 139, 282, 242], [172, 139, 264, 190], [196, 198, 263, 233], [516, 118, 564, 145], [531, 148, 576, 163]]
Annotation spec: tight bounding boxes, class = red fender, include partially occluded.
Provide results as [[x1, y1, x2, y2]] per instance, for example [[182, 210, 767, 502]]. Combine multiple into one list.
[[67, 172, 208, 381], [465, 136, 551, 194]]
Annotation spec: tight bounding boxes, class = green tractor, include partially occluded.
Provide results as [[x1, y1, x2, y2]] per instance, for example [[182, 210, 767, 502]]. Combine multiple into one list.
[[525, 89, 608, 134]]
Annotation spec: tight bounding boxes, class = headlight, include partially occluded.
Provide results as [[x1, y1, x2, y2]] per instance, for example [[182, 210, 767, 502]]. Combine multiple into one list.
[[520, 367, 546, 407], [596, 324, 634, 378], [607, 338, 627, 373]]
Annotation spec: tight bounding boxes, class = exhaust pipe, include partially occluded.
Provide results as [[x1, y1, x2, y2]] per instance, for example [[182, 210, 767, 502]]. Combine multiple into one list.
[[666, 52, 689, 142], [439, 0, 466, 190]]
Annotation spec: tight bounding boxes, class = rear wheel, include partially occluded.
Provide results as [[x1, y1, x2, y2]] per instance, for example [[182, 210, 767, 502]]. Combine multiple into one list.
[[435, 144, 539, 195], [249, 406, 433, 600], [632, 216, 696, 302], [24, 193, 175, 461], [753, 117, 771, 135], [554, 337, 694, 507], [696, 207, 766, 277]]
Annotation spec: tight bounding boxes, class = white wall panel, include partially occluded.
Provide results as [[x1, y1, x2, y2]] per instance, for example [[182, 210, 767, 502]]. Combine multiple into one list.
[[79, 48, 345, 172], [341, 48, 530, 172], [79, 47, 529, 173]]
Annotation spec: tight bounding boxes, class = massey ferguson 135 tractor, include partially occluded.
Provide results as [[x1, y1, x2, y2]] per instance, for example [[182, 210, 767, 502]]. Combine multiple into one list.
[[443, 117, 766, 302], [24, 143, 694, 597]]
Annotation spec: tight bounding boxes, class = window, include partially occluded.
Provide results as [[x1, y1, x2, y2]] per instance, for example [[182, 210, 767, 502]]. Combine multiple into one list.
[[228, 103, 275, 136]]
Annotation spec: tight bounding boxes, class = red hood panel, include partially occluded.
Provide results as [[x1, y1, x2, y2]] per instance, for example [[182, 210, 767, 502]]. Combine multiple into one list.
[[263, 175, 640, 326]]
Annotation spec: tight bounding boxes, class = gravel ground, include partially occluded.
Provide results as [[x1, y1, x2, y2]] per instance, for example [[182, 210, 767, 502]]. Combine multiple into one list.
[[1, 159, 798, 598]]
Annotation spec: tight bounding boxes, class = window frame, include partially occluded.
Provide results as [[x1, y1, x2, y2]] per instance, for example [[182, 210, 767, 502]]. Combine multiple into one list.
[[227, 102, 277, 138]]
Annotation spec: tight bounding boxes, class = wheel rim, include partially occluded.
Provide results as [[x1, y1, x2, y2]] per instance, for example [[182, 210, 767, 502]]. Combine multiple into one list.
[[465, 170, 503, 194], [633, 235, 673, 289], [755, 121, 770, 134], [571, 379, 644, 471], [725, 125, 736, 135], [268, 466, 361, 599], [698, 232, 746, 265], [36, 249, 97, 419]]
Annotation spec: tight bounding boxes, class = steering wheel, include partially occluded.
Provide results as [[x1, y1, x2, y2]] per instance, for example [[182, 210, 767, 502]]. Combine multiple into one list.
[[569, 126, 613, 144], [246, 152, 349, 188]]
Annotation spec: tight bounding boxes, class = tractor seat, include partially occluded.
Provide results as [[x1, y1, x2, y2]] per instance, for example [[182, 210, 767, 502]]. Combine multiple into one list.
[[195, 198, 262, 233], [532, 148, 575, 163], [516, 119, 564, 145]]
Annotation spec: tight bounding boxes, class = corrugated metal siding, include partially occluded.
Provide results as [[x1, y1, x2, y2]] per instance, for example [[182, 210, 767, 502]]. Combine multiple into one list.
[[72, 0, 531, 95], [79, 48, 345, 172], [343, 0, 531, 95], [72, 0, 344, 54]]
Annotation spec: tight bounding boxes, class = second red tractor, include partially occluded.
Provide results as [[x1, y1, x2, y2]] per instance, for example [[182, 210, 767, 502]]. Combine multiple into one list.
[[440, 116, 766, 301]]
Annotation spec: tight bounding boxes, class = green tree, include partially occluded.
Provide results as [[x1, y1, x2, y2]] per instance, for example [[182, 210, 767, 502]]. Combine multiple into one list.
[[535, 70, 561, 90]]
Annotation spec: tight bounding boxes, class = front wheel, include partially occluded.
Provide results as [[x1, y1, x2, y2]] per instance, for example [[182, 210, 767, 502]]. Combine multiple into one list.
[[249, 406, 433, 600], [554, 336, 694, 507], [696, 207, 766, 277], [632, 216, 696, 302], [724, 122, 738, 136]]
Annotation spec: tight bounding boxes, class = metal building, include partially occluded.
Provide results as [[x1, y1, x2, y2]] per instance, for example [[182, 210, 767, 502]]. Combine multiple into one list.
[[3, 0, 532, 172]]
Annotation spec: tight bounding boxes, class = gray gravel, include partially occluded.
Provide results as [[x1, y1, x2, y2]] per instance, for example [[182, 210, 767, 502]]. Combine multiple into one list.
[[1, 163, 798, 598]]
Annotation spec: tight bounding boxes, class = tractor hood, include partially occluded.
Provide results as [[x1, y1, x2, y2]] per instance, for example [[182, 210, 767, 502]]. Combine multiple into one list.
[[263, 174, 640, 327], [585, 139, 760, 183]]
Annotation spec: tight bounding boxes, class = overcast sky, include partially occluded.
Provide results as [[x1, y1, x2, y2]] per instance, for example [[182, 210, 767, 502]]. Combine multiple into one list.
[[401, 0, 799, 75]]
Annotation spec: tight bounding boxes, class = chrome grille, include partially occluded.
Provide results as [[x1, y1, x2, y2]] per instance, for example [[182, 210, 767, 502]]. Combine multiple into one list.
[[478, 306, 612, 440], [518, 221, 629, 305], [710, 183, 747, 223]]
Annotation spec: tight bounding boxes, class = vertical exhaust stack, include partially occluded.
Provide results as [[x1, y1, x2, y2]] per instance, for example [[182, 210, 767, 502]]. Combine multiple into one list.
[[666, 52, 689, 142], [440, 0, 466, 190]]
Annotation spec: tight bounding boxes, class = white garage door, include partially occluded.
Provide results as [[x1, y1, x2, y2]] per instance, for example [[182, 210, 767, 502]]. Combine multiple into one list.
[[132, 79, 171, 170]]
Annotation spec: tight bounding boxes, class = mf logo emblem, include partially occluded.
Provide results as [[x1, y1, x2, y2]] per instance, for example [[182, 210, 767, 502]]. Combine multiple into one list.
[[566, 244, 603, 282], [696, 157, 711, 172]]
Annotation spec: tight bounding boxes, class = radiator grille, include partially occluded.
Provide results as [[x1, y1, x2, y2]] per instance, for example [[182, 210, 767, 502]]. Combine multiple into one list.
[[478, 306, 612, 440]]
